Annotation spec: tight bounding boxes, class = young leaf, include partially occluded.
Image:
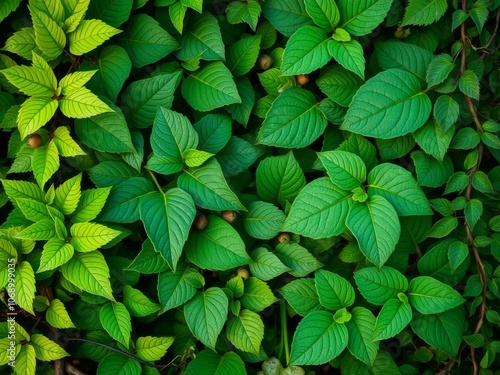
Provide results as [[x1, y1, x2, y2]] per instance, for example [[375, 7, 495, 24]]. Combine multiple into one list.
[[373, 297, 412, 341], [99, 301, 132, 347], [342, 69, 432, 138], [354, 266, 408, 306], [408, 276, 465, 314], [226, 309, 264, 354], [38, 239, 74, 272], [29, 6, 66, 60], [31, 334, 69, 360], [0, 64, 55, 97], [136, 336, 174, 361], [280, 278, 322, 317], [315, 269, 355, 310], [52, 126, 86, 157], [122, 285, 160, 317], [32, 140, 59, 188], [54, 173, 82, 215], [46, 299, 75, 329], [249, 247, 291, 281], [139, 189, 196, 271], [184, 288, 228, 349], [70, 222, 121, 252], [328, 39, 365, 79], [72, 187, 111, 223], [14, 261, 36, 315], [17, 97, 58, 140], [289, 310, 348, 365], [158, 263, 204, 312]]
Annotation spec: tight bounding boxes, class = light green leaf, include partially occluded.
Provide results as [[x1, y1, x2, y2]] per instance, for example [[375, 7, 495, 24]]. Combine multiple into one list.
[[31, 334, 69, 360], [373, 298, 412, 340], [72, 187, 111, 223], [256, 88, 327, 148], [342, 69, 432, 138], [58, 70, 96, 96], [140, 189, 196, 271], [54, 173, 82, 215], [185, 215, 250, 271], [158, 263, 204, 312], [38, 239, 74, 272], [3, 27, 41, 61], [169, 1, 187, 34], [275, 241, 323, 277], [15, 219, 55, 240], [29, 6, 66, 59], [408, 276, 465, 314], [401, 0, 448, 26], [183, 149, 214, 168], [227, 309, 264, 355], [120, 14, 179, 68], [59, 87, 113, 118], [290, 310, 348, 365], [1, 179, 44, 202], [46, 299, 75, 329], [367, 163, 432, 216], [354, 266, 408, 306], [61, 251, 114, 300], [243, 201, 285, 240], [70, 222, 121, 252], [33, 140, 59, 188], [345, 307, 378, 365], [283, 177, 351, 239], [136, 336, 174, 361], [0, 64, 55, 97], [122, 285, 160, 317], [318, 150, 366, 191], [315, 269, 355, 310], [181, 61, 241, 112], [126, 239, 169, 275], [241, 277, 278, 312], [184, 350, 246, 375], [178, 158, 246, 211], [328, 39, 365, 79], [99, 301, 132, 347], [14, 261, 36, 315], [227, 35, 261, 76], [305, 0, 339, 31], [281, 26, 331, 75], [17, 97, 58, 140], [338, 0, 393, 36], [52, 126, 86, 156], [184, 288, 228, 349], [249, 247, 291, 281], [15, 344, 36, 375]]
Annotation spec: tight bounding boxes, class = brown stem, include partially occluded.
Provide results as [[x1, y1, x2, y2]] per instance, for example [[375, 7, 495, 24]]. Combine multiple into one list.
[[480, 8, 500, 59]]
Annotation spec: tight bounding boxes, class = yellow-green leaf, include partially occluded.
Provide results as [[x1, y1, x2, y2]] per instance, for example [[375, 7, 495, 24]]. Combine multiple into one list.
[[59, 87, 113, 118], [69, 19, 122, 55], [17, 97, 58, 140], [135, 336, 175, 361], [14, 261, 36, 315], [32, 140, 60, 188], [52, 126, 86, 156], [31, 334, 69, 360], [46, 298, 75, 329]]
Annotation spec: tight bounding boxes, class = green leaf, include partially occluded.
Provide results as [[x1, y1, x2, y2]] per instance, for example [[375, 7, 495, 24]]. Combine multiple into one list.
[[1, 179, 44, 202], [15, 219, 55, 240], [243, 201, 285, 240], [169, 1, 187, 34], [318, 150, 366, 190], [367, 163, 432, 216], [413, 119, 454, 161], [458, 70, 480, 100], [122, 285, 160, 317], [227, 0, 261, 31], [342, 69, 432, 138], [262, 0, 312, 38], [408, 276, 465, 314], [97, 352, 141, 374], [328, 39, 365, 79], [52, 126, 86, 157], [193, 114, 232, 154], [14, 261, 36, 315], [70, 222, 121, 252], [69, 19, 121, 55], [373, 297, 412, 340], [184, 350, 246, 375], [181, 61, 241, 112], [31, 334, 69, 360], [410, 307, 466, 356], [185, 215, 251, 271], [54, 173, 82, 215], [401, 0, 448, 26], [227, 309, 264, 354], [38, 239, 74, 272], [29, 0, 64, 23], [258, 68, 297, 96], [46, 299, 75, 329], [347, 195, 400, 267], [139, 189, 196, 271], [121, 14, 179, 68], [59, 87, 113, 118], [433, 95, 459, 132], [448, 240, 469, 273], [29, 6, 66, 60], [72, 187, 111, 223], [290, 310, 348, 365], [249, 247, 291, 281], [99, 301, 132, 347], [283, 177, 351, 238], [61, 251, 114, 300], [227, 35, 261, 76], [315, 269, 355, 310], [32, 141, 59, 188], [136, 336, 174, 361], [280, 278, 322, 317], [338, 0, 393, 36], [0, 0, 21, 23], [0, 65, 55, 97], [345, 307, 378, 365], [281, 26, 331, 76], [3, 28, 40, 61], [411, 151, 454, 188], [16, 344, 36, 375], [257, 88, 327, 148], [184, 288, 228, 349], [178, 158, 246, 211], [17, 97, 58, 140], [183, 149, 214, 167], [472, 171, 494, 194], [354, 266, 408, 306], [317, 65, 363, 107], [177, 13, 225, 62], [426, 54, 455, 88], [86, 0, 133, 28], [304, 0, 339, 31], [241, 277, 278, 312], [158, 263, 204, 312], [465, 198, 482, 231], [275, 241, 323, 277]]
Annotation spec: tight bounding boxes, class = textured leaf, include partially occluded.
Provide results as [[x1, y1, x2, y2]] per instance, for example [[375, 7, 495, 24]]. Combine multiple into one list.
[[72, 187, 111, 223], [184, 288, 228, 349], [367, 163, 432, 216], [61, 251, 114, 300], [121, 14, 179, 68], [226, 309, 264, 354], [338, 0, 393, 36], [59, 87, 113, 118], [88, 161, 139, 187], [227, 0, 261, 30], [70, 222, 121, 252], [136, 336, 174, 361], [315, 270, 355, 310], [193, 114, 232, 154], [305, 0, 339, 31], [46, 299, 75, 329], [97, 352, 141, 374], [317, 65, 363, 106], [184, 350, 246, 375], [1, 64, 55, 97], [54, 173, 82, 215], [318, 150, 366, 190], [413, 119, 454, 161], [342, 69, 432, 138], [283, 177, 351, 238], [345, 307, 378, 365], [139, 189, 196, 271], [402, 0, 448, 26], [241, 277, 278, 312], [257, 88, 327, 148], [29, 6, 66, 59], [433, 95, 459, 132], [281, 26, 331, 76], [458, 70, 480, 100], [373, 297, 412, 340], [280, 278, 322, 317], [275, 241, 323, 277], [262, 0, 312, 37], [15, 344, 36, 375], [99, 302, 132, 347], [122, 285, 160, 317], [31, 334, 69, 361], [227, 35, 261, 76], [354, 266, 408, 306], [249, 247, 291, 281], [290, 310, 348, 365], [408, 276, 465, 314], [328, 39, 365, 79], [17, 97, 58, 140], [32, 141, 59, 188], [426, 54, 455, 88], [411, 151, 454, 188], [243, 201, 285, 240], [181, 61, 241, 112], [0, 0, 21, 23], [69, 19, 121, 55], [178, 158, 246, 211], [87, 0, 133, 27], [158, 263, 204, 312], [14, 261, 36, 315], [185, 215, 250, 271], [52, 126, 86, 157], [38, 239, 74, 272]]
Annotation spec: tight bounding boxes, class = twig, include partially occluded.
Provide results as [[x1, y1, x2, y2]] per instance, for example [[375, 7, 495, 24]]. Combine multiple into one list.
[[65, 362, 90, 375], [480, 8, 500, 59]]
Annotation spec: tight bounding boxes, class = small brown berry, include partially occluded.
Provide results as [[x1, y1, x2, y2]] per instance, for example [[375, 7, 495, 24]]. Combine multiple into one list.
[[237, 268, 249, 280], [27, 134, 42, 148], [221, 210, 236, 223], [278, 233, 290, 243], [257, 54, 274, 70], [193, 214, 208, 230], [296, 74, 309, 85]]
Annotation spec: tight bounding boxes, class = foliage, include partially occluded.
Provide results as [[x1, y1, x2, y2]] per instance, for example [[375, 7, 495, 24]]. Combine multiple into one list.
[[0, 0, 499, 374]]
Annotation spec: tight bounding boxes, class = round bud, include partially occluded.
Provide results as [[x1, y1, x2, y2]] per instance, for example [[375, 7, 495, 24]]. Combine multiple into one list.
[[278, 233, 291, 243], [237, 268, 249, 280], [193, 214, 208, 230], [221, 210, 236, 223], [257, 54, 274, 70], [27, 134, 43, 148], [394, 26, 410, 39], [296, 74, 309, 85]]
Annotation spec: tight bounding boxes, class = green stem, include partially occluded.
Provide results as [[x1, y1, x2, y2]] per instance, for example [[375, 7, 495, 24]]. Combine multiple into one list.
[[280, 302, 290, 366], [146, 168, 164, 194]]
